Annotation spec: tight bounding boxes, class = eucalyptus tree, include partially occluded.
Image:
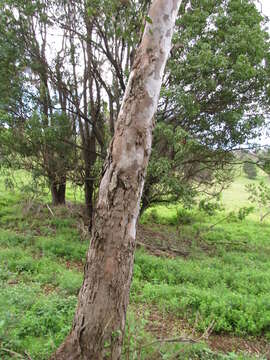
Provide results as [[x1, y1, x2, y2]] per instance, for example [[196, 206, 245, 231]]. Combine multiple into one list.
[[52, 1, 182, 358]]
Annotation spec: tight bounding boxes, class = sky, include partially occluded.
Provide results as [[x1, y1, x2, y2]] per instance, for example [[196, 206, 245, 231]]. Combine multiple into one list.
[[260, 0, 270, 19]]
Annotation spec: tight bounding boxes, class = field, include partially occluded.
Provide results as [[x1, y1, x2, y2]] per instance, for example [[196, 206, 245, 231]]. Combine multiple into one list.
[[0, 171, 270, 359]]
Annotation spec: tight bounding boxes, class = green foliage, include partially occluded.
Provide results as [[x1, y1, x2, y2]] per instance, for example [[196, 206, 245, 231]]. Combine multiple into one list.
[[1, 173, 270, 358], [132, 246, 270, 337], [166, 0, 269, 149], [86, 0, 149, 50], [0, 111, 76, 194], [143, 123, 234, 211], [0, 1, 80, 206], [243, 162, 257, 179], [140, 0, 270, 213], [237, 206, 254, 221], [198, 198, 223, 216], [123, 312, 258, 359], [0, 282, 76, 359], [123, 311, 156, 359], [246, 181, 270, 221], [225, 206, 255, 223], [176, 207, 196, 225]]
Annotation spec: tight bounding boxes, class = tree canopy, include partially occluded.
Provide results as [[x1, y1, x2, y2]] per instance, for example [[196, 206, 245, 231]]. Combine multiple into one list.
[[0, 0, 269, 214]]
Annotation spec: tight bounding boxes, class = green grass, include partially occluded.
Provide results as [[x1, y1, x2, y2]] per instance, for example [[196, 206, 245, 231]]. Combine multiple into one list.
[[0, 170, 270, 359], [132, 246, 270, 337], [0, 282, 77, 359], [222, 167, 269, 217]]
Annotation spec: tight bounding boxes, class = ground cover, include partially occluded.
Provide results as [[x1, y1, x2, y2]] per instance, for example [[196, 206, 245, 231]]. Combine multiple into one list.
[[0, 172, 269, 359]]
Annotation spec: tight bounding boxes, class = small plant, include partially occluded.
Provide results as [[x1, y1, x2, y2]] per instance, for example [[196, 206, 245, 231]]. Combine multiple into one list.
[[246, 181, 270, 222], [198, 198, 223, 216], [237, 206, 254, 221], [176, 207, 194, 225], [226, 207, 254, 223]]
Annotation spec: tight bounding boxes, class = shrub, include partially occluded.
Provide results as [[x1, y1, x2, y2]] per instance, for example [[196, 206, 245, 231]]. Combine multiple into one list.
[[176, 207, 195, 225], [243, 161, 257, 179]]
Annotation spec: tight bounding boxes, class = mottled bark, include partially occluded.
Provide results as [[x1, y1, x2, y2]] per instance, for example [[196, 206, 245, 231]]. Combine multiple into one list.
[[51, 1, 181, 359]]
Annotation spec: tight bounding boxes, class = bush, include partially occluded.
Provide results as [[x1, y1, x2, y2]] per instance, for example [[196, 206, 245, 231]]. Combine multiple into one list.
[[176, 207, 195, 225], [243, 162, 257, 179]]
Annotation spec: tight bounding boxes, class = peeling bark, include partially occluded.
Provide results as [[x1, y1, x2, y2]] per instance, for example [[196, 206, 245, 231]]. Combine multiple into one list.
[[51, 1, 182, 359]]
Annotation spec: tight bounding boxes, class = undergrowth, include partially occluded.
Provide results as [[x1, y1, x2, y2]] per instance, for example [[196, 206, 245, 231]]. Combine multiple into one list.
[[0, 175, 269, 359]]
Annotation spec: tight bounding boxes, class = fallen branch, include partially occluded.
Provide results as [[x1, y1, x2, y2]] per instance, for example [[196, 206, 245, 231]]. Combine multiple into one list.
[[136, 241, 189, 257], [204, 214, 232, 233], [46, 204, 54, 217], [1, 347, 25, 358], [141, 320, 215, 349]]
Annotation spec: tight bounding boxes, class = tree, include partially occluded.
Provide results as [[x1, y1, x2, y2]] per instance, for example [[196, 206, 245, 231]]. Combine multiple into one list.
[[0, 0, 147, 222], [0, 0, 78, 205], [243, 161, 257, 179], [51, 0, 181, 358], [141, 123, 235, 212], [52, 0, 151, 224], [1, 0, 268, 217], [140, 0, 270, 211], [81, 0, 269, 213]]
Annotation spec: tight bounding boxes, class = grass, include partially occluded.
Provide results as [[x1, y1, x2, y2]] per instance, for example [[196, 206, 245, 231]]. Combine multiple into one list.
[[0, 170, 270, 359], [0, 282, 77, 359], [222, 167, 269, 216], [132, 246, 270, 337]]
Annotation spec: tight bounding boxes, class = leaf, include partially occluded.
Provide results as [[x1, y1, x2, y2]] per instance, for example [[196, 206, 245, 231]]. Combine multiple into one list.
[[145, 16, 152, 24]]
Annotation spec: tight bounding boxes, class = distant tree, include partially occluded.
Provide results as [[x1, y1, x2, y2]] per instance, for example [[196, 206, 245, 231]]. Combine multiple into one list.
[[243, 161, 257, 179], [256, 148, 270, 176], [141, 123, 234, 213], [0, 0, 148, 222]]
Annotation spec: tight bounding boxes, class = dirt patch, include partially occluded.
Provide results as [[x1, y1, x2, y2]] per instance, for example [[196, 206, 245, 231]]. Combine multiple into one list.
[[134, 304, 190, 339], [208, 335, 270, 358], [65, 259, 84, 272], [137, 223, 214, 258], [137, 224, 188, 257], [132, 304, 270, 358]]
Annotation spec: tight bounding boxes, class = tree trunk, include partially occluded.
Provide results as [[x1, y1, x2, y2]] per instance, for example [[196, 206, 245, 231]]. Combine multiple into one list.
[[51, 1, 181, 359], [84, 174, 94, 227], [140, 175, 155, 215], [84, 131, 97, 230], [50, 178, 66, 206]]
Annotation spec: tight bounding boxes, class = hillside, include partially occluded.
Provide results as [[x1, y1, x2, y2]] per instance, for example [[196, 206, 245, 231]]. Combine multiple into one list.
[[0, 172, 270, 359]]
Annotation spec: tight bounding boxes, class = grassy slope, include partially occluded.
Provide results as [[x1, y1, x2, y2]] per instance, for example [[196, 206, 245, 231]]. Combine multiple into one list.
[[222, 167, 269, 215], [0, 172, 269, 359]]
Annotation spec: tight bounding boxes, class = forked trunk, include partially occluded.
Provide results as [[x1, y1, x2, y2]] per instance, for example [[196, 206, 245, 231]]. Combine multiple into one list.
[[51, 1, 181, 359]]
